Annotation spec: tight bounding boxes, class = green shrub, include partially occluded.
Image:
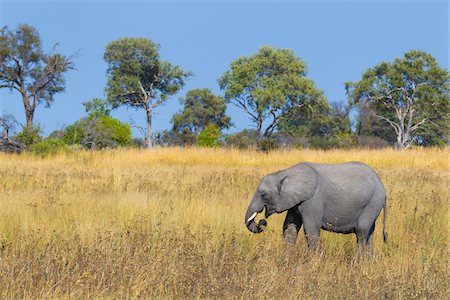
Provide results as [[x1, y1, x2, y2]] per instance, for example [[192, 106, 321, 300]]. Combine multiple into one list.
[[224, 129, 259, 149], [14, 128, 42, 146], [28, 138, 69, 155], [258, 138, 279, 152], [310, 133, 357, 150], [198, 124, 221, 147], [63, 115, 131, 149]]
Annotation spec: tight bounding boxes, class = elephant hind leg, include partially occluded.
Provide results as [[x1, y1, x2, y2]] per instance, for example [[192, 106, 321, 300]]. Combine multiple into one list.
[[283, 207, 302, 247], [356, 221, 375, 256]]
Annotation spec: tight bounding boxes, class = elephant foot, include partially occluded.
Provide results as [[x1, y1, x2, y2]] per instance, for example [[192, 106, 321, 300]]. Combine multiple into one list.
[[283, 223, 298, 247]]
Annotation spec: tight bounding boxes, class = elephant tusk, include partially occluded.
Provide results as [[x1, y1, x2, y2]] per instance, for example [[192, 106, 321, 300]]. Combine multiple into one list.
[[247, 212, 258, 223]]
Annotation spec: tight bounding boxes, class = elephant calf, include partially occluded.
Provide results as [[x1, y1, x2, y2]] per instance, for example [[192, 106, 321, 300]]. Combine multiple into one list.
[[245, 162, 387, 251]]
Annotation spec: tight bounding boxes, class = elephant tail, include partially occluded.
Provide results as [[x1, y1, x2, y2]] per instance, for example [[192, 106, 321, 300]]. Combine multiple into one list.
[[382, 201, 388, 243]]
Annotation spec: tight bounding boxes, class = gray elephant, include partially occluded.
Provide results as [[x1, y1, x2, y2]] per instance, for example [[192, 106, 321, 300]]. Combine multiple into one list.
[[245, 162, 387, 251]]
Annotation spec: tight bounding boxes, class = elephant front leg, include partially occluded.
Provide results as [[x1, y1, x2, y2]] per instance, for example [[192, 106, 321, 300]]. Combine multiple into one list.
[[302, 217, 321, 251], [283, 207, 302, 247]]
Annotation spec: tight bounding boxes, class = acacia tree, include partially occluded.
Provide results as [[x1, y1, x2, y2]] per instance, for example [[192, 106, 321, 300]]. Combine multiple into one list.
[[0, 24, 75, 133], [219, 46, 327, 140], [171, 88, 231, 135], [104, 38, 191, 148], [346, 50, 450, 149]]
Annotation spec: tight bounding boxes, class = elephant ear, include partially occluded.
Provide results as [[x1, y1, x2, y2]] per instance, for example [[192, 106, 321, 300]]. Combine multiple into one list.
[[276, 163, 318, 212]]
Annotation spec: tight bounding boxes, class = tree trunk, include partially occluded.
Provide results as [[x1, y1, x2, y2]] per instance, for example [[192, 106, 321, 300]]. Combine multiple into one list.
[[395, 130, 409, 149], [256, 114, 263, 142], [146, 108, 153, 148], [395, 137, 403, 149], [22, 95, 34, 132], [254, 116, 263, 149], [395, 129, 411, 149], [25, 112, 33, 132]]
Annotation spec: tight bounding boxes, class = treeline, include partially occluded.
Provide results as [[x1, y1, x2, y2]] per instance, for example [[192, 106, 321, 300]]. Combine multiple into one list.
[[0, 24, 449, 153]]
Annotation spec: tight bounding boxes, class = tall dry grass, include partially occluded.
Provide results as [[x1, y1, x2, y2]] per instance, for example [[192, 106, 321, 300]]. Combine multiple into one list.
[[0, 147, 448, 299]]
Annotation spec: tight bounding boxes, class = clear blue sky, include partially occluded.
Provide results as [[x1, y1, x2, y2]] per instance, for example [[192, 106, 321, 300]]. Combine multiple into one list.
[[0, 1, 448, 137]]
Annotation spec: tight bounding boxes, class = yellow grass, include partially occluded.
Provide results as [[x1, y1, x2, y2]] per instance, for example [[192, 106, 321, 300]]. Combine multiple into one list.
[[0, 147, 448, 298]]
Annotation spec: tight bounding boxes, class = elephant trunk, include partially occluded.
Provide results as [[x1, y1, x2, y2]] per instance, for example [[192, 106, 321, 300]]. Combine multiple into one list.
[[245, 197, 267, 233]]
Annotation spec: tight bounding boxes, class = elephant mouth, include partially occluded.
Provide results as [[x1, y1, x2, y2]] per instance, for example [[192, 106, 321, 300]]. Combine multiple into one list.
[[265, 205, 276, 218], [246, 206, 275, 223], [245, 206, 269, 233], [246, 206, 268, 224]]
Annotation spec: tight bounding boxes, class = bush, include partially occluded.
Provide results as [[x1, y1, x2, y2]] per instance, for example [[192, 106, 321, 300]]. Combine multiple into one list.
[[63, 115, 131, 149], [131, 138, 146, 148], [258, 138, 279, 152], [48, 129, 66, 139], [28, 138, 69, 155], [198, 124, 221, 147], [14, 128, 42, 146], [224, 129, 259, 149], [309, 133, 357, 150], [154, 129, 197, 147], [357, 135, 390, 149]]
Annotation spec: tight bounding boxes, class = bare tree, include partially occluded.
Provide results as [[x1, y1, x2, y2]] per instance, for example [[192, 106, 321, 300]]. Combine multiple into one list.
[[0, 112, 17, 140]]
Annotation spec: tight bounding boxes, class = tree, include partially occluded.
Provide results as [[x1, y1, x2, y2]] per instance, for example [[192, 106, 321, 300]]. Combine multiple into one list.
[[198, 123, 221, 147], [104, 38, 191, 148], [279, 101, 354, 149], [0, 112, 22, 152], [0, 112, 17, 140], [83, 98, 111, 117], [346, 50, 450, 149], [0, 24, 75, 132], [64, 115, 131, 149], [355, 102, 395, 144], [219, 46, 327, 140], [278, 99, 330, 139], [155, 129, 197, 147], [326, 102, 352, 137], [224, 129, 260, 149], [171, 88, 231, 136]]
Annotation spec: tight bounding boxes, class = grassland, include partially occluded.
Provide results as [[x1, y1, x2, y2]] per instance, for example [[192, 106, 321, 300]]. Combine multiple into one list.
[[0, 147, 448, 299]]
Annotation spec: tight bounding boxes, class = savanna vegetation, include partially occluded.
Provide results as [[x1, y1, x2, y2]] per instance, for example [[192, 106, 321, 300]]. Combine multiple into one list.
[[1, 24, 448, 151], [0, 20, 448, 300], [0, 147, 447, 298]]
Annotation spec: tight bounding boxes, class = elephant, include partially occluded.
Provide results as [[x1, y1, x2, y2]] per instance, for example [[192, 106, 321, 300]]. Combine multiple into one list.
[[244, 161, 387, 251]]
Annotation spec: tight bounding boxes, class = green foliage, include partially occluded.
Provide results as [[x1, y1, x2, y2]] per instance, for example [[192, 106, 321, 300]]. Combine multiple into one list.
[[279, 101, 352, 148], [346, 50, 450, 148], [309, 133, 357, 150], [258, 138, 279, 152], [0, 24, 75, 131], [155, 129, 197, 147], [357, 135, 390, 149], [172, 89, 231, 135], [63, 123, 83, 145], [415, 120, 449, 147], [355, 102, 395, 144], [224, 129, 259, 149], [63, 115, 131, 149], [198, 124, 221, 147], [104, 37, 191, 147], [104, 37, 191, 109], [47, 129, 65, 140], [28, 138, 68, 155], [83, 98, 111, 117], [219, 46, 327, 138], [14, 127, 42, 146]]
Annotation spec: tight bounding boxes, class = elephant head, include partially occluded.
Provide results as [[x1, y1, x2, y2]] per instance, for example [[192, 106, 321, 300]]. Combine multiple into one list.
[[245, 163, 317, 233]]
